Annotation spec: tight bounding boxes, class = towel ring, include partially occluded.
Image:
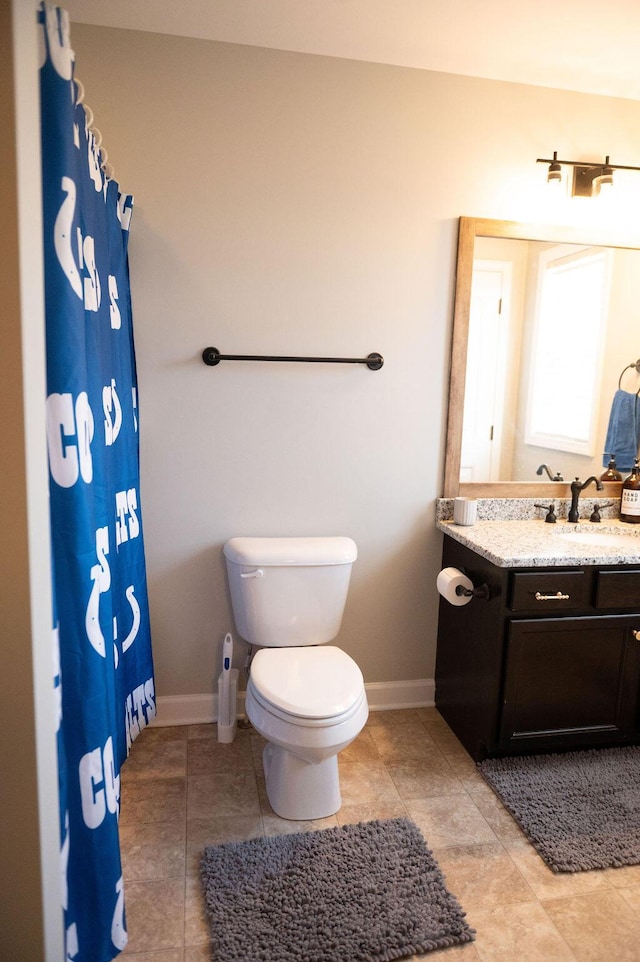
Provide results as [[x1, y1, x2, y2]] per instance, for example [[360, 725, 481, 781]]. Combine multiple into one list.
[[618, 359, 640, 393]]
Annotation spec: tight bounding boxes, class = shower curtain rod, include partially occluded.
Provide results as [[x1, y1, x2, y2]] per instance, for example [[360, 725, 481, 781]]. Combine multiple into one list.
[[202, 346, 384, 370]]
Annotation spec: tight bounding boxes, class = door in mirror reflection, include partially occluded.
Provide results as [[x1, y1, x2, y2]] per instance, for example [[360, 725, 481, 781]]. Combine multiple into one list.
[[460, 262, 511, 482]]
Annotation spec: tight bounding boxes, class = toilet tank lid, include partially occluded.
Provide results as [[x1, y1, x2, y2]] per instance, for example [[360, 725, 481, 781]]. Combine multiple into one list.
[[223, 536, 357, 566]]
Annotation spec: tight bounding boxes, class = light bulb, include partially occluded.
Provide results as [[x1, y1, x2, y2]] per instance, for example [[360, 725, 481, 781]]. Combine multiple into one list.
[[547, 151, 562, 184], [547, 164, 562, 184]]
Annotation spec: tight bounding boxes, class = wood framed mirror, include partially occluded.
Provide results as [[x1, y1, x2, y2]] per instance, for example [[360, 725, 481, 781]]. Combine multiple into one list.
[[442, 217, 640, 498]]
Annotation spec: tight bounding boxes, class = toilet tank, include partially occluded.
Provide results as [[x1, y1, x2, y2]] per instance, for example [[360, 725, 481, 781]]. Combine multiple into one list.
[[223, 536, 357, 647]]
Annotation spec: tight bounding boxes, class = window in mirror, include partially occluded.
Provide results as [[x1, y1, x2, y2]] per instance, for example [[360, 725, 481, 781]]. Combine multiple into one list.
[[524, 245, 611, 456]]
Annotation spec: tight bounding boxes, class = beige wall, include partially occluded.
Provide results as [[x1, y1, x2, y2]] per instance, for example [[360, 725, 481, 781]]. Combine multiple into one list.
[[70, 24, 640, 703]]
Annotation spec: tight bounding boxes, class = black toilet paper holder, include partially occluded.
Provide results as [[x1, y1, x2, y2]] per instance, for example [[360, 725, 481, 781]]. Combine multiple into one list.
[[456, 582, 490, 601]]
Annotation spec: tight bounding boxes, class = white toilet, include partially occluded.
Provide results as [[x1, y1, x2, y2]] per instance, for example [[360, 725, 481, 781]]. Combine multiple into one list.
[[223, 536, 368, 820]]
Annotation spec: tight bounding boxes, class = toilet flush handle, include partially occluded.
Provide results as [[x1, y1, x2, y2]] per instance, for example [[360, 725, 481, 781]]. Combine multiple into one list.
[[240, 568, 264, 579]]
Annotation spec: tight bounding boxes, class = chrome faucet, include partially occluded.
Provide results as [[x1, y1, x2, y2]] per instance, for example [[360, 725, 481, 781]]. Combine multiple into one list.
[[568, 476, 604, 523]]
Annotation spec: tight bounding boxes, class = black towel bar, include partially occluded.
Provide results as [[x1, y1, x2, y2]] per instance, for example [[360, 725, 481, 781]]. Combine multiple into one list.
[[201, 347, 384, 371]]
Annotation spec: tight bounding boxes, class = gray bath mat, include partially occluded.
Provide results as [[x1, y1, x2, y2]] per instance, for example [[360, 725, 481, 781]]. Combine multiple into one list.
[[479, 746, 640, 872], [200, 816, 474, 961]]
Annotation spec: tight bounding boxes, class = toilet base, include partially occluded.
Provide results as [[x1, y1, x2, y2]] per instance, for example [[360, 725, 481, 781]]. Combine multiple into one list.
[[262, 742, 341, 820]]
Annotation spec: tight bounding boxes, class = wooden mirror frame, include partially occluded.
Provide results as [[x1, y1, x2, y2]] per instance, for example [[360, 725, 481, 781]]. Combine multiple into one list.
[[442, 217, 640, 499]]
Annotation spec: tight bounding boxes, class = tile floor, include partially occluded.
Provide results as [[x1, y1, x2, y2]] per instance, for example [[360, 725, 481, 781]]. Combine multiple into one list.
[[118, 707, 640, 961]]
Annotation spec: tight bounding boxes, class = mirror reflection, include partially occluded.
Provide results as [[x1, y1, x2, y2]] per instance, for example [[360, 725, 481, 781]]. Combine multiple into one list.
[[443, 219, 640, 498]]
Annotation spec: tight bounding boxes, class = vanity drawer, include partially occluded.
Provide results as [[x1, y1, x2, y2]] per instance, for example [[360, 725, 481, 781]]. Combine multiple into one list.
[[510, 570, 590, 612], [595, 570, 640, 610]]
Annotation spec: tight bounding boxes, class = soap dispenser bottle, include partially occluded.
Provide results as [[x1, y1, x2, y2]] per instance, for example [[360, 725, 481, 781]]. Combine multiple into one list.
[[620, 458, 640, 524], [600, 455, 622, 482]]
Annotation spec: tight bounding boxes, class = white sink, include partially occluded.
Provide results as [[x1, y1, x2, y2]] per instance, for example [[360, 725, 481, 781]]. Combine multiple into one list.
[[559, 531, 640, 549]]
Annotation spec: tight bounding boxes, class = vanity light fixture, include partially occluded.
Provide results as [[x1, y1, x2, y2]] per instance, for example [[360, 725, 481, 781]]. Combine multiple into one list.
[[537, 151, 640, 197]]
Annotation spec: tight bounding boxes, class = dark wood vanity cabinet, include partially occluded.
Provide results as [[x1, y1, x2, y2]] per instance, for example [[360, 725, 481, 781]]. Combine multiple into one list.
[[435, 537, 640, 760]]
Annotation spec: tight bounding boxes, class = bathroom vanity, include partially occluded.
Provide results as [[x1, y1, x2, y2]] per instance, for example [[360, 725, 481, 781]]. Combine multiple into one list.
[[435, 515, 640, 760], [435, 216, 640, 760]]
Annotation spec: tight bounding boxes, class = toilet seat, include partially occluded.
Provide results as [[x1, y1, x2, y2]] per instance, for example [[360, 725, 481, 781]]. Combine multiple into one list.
[[248, 680, 367, 730], [249, 646, 365, 721]]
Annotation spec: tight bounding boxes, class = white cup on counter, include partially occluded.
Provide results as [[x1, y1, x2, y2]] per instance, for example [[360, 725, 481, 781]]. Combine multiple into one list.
[[453, 497, 477, 526]]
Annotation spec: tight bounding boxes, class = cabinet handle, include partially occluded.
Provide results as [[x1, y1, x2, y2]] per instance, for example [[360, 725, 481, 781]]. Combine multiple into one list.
[[534, 591, 570, 601], [633, 630, 640, 641]]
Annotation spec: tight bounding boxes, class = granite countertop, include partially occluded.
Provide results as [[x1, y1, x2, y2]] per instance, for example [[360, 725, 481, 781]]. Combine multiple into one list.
[[437, 518, 640, 568]]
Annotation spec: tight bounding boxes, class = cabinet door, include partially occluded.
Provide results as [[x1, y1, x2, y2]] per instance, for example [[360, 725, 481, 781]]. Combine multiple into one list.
[[499, 616, 640, 753]]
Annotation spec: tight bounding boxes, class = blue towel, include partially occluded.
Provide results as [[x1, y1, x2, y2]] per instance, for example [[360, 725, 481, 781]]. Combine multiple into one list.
[[603, 389, 640, 470]]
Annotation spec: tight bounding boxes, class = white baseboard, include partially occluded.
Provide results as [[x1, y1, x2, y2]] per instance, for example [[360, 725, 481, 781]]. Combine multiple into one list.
[[150, 693, 217, 727], [151, 679, 435, 727], [364, 678, 435, 711]]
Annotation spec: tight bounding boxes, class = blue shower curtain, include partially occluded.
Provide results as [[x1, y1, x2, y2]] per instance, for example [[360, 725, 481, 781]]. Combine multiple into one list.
[[40, 6, 155, 960]]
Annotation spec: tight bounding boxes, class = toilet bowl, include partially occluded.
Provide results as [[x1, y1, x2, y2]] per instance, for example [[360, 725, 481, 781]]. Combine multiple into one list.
[[223, 536, 368, 820], [246, 645, 368, 819]]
